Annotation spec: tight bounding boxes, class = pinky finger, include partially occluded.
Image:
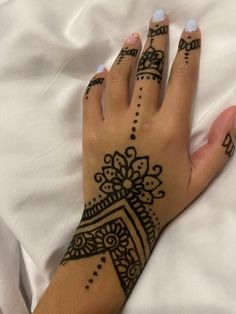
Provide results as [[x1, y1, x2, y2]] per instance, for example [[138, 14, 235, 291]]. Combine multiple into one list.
[[83, 65, 107, 126]]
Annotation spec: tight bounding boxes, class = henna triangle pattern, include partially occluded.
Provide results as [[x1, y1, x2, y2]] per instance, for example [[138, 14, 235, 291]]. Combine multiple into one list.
[[222, 132, 235, 158], [61, 147, 165, 296]]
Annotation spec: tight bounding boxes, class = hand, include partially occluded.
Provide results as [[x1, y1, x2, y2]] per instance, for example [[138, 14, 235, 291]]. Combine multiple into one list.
[[35, 11, 236, 314], [81, 19, 235, 235], [78, 14, 236, 294]]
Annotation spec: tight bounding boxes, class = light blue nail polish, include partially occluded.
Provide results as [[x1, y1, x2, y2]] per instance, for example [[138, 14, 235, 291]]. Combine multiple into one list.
[[96, 64, 105, 73], [185, 19, 198, 32], [152, 9, 165, 22]]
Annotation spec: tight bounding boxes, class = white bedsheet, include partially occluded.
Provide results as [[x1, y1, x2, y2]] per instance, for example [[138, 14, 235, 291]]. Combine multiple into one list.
[[0, 0, 236, 313]]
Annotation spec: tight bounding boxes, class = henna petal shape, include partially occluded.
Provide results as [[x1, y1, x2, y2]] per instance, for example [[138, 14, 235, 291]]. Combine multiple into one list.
[[131, 157, 149, 177], [100, 182, 113, 193], [102, 166, 117, 181], [139, 191, 153, 204], [112, 152, 127, 170], [143, 176, 161, 191]]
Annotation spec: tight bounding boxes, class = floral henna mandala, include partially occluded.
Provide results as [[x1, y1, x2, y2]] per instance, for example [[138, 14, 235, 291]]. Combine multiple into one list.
[[136, 41, 164, 83], [61, 147, 165, 296]]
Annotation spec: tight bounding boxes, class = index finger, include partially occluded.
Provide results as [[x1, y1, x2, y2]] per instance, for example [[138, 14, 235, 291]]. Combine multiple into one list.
[[160, 20, 201, 142]]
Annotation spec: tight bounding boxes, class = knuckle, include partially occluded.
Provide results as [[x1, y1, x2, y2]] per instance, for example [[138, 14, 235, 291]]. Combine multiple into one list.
[[84, 129, 98, 146], [108, 67, 122, 84], [172, 64, 189, 79], [164, 128, 176, 140], [158, 123, 179, 143]]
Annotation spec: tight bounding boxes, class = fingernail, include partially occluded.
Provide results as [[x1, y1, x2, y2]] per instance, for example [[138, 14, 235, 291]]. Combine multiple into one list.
[[96, 64, 105, 73], [185, 19, 198, 32], [152, 9, 165, 22], [126, 33, 139, 44]]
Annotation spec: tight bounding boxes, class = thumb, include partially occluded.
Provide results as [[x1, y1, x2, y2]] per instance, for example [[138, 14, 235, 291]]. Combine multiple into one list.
[[189, 105, 236, 200]]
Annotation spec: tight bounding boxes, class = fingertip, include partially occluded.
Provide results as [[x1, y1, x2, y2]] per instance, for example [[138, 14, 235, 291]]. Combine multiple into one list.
[[150, 9, 169, 24], [149, 10, 169, 33], [125, 32, 141, 48], [96, 64, 106, 74]]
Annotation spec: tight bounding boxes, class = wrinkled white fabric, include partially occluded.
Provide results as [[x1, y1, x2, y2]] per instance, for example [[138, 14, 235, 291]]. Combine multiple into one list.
[[0, 0, 236, 313]]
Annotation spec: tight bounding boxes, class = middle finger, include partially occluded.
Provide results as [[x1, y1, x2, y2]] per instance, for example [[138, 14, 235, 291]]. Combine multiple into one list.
[[131, 10, 169, 115]]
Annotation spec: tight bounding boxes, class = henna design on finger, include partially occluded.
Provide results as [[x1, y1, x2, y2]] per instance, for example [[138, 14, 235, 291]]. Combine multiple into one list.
[[178, 38, 201, 51], [222, 132, 235, 157], [61, 147, 165, 296], [130, 87, 142, 140], [136, 41, 164, 83], [178, 37, 201, 64], [117, 47, 139, 65], [148, 25, 168, 38], [85, 77, 105, 100]]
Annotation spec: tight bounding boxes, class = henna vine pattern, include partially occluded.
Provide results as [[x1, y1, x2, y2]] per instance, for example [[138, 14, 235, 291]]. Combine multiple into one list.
[[117, 47, 138, 65], [85, 77, 104, 100], [61, 147, 165, 296], [136, 41, 164, 83], [222, 132, 235, 158]]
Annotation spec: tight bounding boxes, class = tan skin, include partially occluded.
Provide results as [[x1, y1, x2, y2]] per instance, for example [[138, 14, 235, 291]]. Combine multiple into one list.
[[34, 13, 236, 314]]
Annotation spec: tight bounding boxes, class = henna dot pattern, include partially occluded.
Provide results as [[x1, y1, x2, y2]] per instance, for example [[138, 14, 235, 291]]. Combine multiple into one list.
[[85, 195, 105, 210], [117, 47, 138, 65], [85, 256, 107, 290], [130, 87, 143, 140]]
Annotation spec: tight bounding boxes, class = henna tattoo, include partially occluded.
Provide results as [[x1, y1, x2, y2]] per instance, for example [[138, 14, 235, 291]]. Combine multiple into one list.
[[148, 25, 168, 38], [136, 41, 164, 83], [222, 132, 235, 157], [61, 147, 165, 296], [178, 38, 201, 52], [85, 256, 106, 290], [178, 37, 201, 64], [130, 87, 143, 140], [85, 77, 104, 99], [117, 47, 138, 65]]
